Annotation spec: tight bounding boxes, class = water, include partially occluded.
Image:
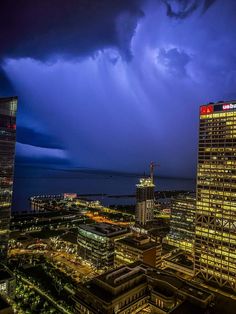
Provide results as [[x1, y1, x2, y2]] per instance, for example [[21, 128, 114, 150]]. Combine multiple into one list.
[[12, 165, 195, 212]]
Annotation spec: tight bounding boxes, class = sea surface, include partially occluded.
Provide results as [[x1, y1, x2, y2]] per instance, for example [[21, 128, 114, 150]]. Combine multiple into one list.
[[12, 165, 195, 213]]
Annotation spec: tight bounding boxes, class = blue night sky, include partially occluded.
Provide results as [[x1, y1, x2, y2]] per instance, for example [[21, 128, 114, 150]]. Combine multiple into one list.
[[1, 0, 236, 178]]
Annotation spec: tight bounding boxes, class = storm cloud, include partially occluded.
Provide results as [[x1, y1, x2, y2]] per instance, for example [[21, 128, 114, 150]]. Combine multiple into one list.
[[1, 0, 236, 177]]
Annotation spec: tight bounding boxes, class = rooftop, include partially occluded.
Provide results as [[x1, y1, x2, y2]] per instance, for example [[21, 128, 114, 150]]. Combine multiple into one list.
[[136, 177, 155, 188], [116, 235, 159, 251], [98, 264, 146, 288], [0, 96, 18, 102], [77, 263, 148, 303], [75, 262, 213, 307], [166, 252, 194, 270], [78, 223, 129, 238]]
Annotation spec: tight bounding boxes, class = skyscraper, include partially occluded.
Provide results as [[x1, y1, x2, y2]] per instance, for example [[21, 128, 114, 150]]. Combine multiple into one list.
[[166, 194, 196, 253], [135, 178, 155, 225], [195, 101, 236, 291], [0, 97, 17, 259]]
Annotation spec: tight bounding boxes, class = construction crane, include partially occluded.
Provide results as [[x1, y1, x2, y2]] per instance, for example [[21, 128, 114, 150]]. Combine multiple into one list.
[[150, 161, 160, 183]]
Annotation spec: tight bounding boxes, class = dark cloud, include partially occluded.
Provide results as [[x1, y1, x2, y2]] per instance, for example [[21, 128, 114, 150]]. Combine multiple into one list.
[[17, 126, 64, 149], [15, 141, 68, 165], [116, 11, 144, 61], [2, 0, 236, 178], [0, 0, 144, 61], [158, 48, 191, 76], [162, 0, 217, 19], [0, 0, 144, 97], [202, 0, 217, 13]]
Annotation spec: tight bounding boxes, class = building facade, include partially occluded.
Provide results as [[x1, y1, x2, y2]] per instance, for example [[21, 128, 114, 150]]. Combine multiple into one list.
[[73, 262, 214, 314], [165, 194, 196, 253], [195, 101, 236, 291], [115, 235, 162, 268], [0, 97, 17, 259], [77, 223, 130, 270], [135, 178, 155, 226]]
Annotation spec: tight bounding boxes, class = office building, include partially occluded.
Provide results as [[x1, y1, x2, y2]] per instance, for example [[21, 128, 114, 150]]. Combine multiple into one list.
[[195, 101, 236, 291], [115, 235, 161, 268], [0, 97, 17, 259], [73, 262, 214, 314], [165, 194, 196, 253], [135, 178, 155, 225], [77, 223, 130, 270]]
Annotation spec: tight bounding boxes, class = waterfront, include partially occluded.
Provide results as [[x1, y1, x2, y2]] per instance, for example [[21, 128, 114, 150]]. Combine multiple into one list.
[[12, 165, 195, 212]]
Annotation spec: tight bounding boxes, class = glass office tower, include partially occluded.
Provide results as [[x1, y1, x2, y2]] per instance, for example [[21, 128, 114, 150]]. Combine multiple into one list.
[[195, 101, 236, 291], [166, 194, 196, 253], [0, 97, 17, 259]]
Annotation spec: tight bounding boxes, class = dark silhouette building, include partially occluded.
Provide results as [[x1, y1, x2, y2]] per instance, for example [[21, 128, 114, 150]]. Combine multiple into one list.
[[0, 97, 17, 260]]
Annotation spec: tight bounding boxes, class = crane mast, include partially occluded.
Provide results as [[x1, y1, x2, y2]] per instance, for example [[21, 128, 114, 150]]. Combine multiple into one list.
[[150, 161, 159, 183]]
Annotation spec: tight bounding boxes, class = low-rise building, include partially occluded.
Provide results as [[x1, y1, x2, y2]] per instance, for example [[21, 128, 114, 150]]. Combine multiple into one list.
[[115, 235, 161, 268], [73, 262, 214, 314], [77, 223, 130, 270], [0, 267, 15, 298], [163, 251, 194, 278]]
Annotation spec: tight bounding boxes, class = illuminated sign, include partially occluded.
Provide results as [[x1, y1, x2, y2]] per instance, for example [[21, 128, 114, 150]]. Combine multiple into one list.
[[201, 103, 236, 115], [200, 105, 213, 115], [222, 103, 236, 111]]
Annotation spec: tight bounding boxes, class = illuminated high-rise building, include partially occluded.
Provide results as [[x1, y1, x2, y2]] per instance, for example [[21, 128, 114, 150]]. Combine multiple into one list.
[[135, 178, 155, 225], [195, 101, 236, 291], [0, 97, 17, 259], [166, 194, 195, 253]]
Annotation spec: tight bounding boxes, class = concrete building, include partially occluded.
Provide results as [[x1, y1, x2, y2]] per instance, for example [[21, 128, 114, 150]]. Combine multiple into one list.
[[115, 235, 161, 268], [73, 262, 214, 314], [195, 101, 236, 291], [0, 97, 17, 259], [77, 223, 130, 270], [135, 178, 155, 226]]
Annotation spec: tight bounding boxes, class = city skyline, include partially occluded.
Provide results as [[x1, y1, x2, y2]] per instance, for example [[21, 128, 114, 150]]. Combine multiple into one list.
[[1, 0, 236, 177], [1, 2, 236, 313]]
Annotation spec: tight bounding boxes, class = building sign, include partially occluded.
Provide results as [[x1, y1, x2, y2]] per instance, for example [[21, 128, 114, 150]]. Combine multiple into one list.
[[200, 105, 213, 115], [200, 103, 236, 115], [222, 103, 236, 111]]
